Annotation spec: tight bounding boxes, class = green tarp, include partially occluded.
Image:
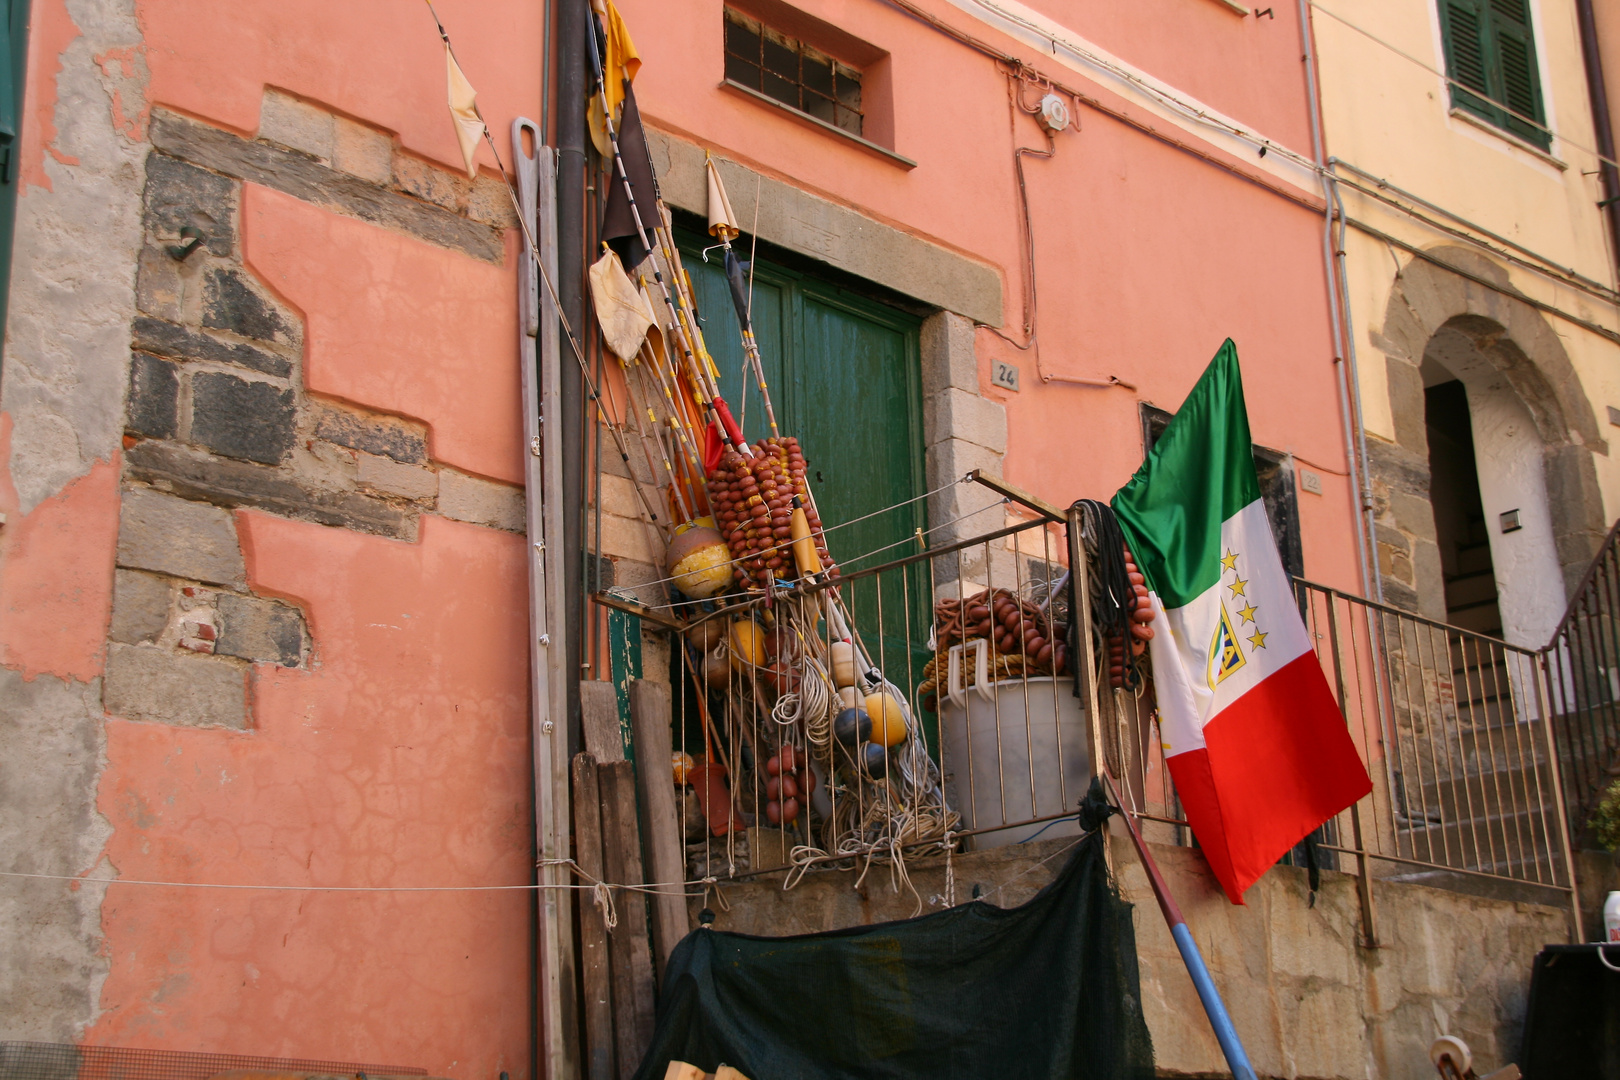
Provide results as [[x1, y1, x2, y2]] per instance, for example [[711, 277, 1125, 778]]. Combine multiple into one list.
[[633, 832, 1155, 1080]]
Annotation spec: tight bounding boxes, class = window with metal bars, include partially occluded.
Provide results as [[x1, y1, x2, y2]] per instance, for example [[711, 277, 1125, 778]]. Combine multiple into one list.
[[724, 8, 863, 137], [1440, 0, 1549, 150]]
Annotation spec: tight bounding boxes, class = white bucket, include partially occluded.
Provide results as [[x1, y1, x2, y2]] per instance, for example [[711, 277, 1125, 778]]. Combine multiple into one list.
[[937, 639, 1090, 848]]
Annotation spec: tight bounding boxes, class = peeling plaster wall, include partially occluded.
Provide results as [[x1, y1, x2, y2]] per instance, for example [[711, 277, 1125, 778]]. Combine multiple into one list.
[[4, 0, 146, 512], [0, 0, 148, 1044]]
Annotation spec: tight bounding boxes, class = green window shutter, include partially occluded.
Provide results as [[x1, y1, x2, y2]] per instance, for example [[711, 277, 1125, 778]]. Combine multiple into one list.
[[1489, 0, 1548, 148], [1440, 0, 1549, 150]]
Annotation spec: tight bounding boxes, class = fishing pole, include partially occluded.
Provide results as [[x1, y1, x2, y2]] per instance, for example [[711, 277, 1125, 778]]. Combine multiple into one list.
[[584, 12, 751, 458], [702, 157, 781, 440]]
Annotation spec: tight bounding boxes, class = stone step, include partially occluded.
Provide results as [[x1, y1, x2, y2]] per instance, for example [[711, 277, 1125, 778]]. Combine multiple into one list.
[[1410, 762, 1560, 818], [1396, 806, 1565, 868]]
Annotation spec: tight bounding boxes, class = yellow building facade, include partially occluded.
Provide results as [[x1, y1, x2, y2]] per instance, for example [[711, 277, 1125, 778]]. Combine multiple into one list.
[[1313, 0, 1620, 648]]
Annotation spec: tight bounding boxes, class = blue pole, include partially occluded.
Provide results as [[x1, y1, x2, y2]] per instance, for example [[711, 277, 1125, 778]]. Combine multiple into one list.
[[1103, 772, 1258, 1080], [1170, 922, 1258, 1080]]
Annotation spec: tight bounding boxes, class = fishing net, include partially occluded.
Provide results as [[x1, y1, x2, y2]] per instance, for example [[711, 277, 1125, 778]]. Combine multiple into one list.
[[633, 831, 1155, 1080]]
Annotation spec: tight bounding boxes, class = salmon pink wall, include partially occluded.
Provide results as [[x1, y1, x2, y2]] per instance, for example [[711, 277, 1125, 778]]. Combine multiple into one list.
[[87, 512, 532, 1077], [241, 185, 525, 485], [618, 0, 1356, 588], [135, 0, 541, 176], [0, 454, 119, 681]]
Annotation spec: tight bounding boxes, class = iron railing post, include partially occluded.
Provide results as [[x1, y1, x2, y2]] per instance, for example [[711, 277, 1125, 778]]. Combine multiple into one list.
[[1326, 594, 1378, 948]]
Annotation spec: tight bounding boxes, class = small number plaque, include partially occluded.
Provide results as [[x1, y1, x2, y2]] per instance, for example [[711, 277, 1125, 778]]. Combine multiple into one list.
[[991, 360, 1020, 392]]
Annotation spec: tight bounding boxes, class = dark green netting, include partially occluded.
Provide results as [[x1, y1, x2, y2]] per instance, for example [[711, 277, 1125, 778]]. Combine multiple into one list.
[[633, 832, 1155, 1080]]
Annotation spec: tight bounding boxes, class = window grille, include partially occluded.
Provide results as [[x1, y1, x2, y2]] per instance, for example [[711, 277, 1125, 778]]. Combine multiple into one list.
[[723, 9, 863, 137]]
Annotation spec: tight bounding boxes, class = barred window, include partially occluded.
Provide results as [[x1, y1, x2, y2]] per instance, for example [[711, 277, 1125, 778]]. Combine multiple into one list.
[[724, 8, 863, 136]]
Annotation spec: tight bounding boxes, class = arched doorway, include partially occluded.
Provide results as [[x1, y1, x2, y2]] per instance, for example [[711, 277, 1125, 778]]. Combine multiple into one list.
[[1420, 319, 1567, 647], [1370, 246, 1608, 644]]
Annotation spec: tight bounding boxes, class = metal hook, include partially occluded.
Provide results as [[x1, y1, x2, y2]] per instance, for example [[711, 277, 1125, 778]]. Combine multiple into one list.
[[167, 226, 204, 261]]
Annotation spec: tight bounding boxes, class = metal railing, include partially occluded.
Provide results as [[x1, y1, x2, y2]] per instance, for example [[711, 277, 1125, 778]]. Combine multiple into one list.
[[671, 513, 1087, 888], [1110, 577, 1582, 941], [1544, 518, 1620, 843], [664, 493, 1597, 939]]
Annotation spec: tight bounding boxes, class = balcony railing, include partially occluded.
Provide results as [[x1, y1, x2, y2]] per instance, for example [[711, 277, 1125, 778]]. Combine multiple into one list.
[[667, 500, 1586, 941]]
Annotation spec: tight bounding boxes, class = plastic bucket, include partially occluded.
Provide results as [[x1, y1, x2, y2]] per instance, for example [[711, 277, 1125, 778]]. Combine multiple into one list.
[[937, 640, 1090, 848]]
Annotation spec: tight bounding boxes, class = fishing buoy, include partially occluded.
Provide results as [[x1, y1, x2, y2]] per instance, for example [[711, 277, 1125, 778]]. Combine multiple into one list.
[[672, 751, 695, 786], [702, 649, 731, 689], [789, 498, 823, 578], [864, 692, 908, 748], [830, 640, 857, 688], [833, 706, 871, 747], [859, 741, 888, 780], [666, 521, 732, 599], [686, 618, 725, 652], [728, 620, 766, 670], [837, 685, 861, 711]]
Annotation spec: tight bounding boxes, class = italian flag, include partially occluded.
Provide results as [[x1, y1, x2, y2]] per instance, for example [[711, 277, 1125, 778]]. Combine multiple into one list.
[[1112, 341, 1371, 904]]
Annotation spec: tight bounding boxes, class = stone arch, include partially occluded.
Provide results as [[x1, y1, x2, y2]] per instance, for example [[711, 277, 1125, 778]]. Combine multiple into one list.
[[1371, 244, 1608, 626]]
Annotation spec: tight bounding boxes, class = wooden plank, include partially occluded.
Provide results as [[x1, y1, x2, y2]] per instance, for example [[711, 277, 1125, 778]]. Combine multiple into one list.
[[628, 679, 690, 984], [519, 123, 576, 1080], [597, 759, 657, 1080], [581, 679, 626, 762], [572, 754, 616, 1080]]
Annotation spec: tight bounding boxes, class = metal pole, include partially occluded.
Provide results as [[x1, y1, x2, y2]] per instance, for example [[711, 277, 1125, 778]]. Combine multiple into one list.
[[1102, 771, 1258, 1080], [557, 0, 586, 755]]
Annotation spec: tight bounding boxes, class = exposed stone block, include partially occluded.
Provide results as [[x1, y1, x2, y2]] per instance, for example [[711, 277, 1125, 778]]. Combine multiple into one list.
[[920, 310, 979, 398], [103, 643, 247, 729], [438, 471, 526, 533], [202, 268, 290, 344], [1386, 490, 1438, 543], [314, 405, 428, 464], [132, 315, 290, 378], [109, 569, 172, 645], [125, 440, 415, 539], [596, 471, 642, 520], [392, 151, 469, 213], [925, 387, 1007, 454], [144, 153, 235, 256], [190, 372, 296, 465], [594, 511, 654, 563], [216, 593, 305, 667], [126, 353, 179, 439], [332, 116, 394, 184], [468, 174, 519, 229], [259, 90, 335, 163], [1386, 356, 1429, 453], [150, 110, 504, 264], [356, 452, 437, 500], [117, 487, 245, 588], [135, 245, 183, 320]]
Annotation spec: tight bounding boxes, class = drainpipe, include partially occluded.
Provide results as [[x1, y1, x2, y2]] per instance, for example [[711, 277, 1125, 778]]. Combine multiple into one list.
[[1297, 0, 1381, 601], [1576, 0, 1620, 283], [557, 0, 587, 752]]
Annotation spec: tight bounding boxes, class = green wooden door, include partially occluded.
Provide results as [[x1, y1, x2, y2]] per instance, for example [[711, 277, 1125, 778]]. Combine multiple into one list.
[[682, 239, 930, 692]]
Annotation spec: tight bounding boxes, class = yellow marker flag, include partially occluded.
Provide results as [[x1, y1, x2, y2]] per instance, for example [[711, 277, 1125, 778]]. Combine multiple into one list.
[[587, 0, 641, 159], [446, 44, 484, 179]]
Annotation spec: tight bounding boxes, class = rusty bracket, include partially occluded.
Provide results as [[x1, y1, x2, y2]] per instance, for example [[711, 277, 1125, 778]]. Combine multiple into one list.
[[967, 469, 1066, 524]]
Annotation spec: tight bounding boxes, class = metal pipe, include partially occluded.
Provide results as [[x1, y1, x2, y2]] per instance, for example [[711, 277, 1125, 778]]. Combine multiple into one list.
[[1102, 771, 1258, 1080], [1297, 0, 1377, 601], [1576, 0, 1620, 284], [557, 0, 586, 753]]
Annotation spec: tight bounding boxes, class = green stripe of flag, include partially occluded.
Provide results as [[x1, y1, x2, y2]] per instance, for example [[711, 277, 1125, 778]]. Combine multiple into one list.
[[1112, 340, 1262, 609]]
